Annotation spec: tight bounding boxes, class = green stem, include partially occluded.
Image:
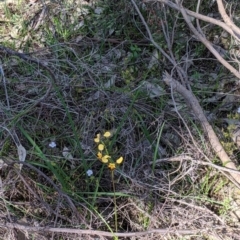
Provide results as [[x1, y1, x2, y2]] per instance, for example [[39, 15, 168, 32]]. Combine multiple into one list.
[[111, 170, 118, 233]]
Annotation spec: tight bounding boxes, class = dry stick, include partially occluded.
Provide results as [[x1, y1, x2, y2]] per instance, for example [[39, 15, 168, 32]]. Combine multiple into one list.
[[170, 198, 225, 225], [154, 154, 240, 175], [154, 154, 240, 189], [216, 0, 240, 38], [163, 72, 240, 184], [196, 0, 205, 37], [148, 0, 237, 39], [0, 222, 225, 237], [174, 0, 240, 80]]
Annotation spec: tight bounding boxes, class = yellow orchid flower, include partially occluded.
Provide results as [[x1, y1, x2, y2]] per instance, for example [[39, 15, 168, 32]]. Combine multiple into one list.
[[98, 144, 104, 151], [94, 133, 101, 143], [116, 156, 123, 164], [103, 131, 111, 138], [102, 155, 111, 163], [97, 152, 102, 160], [108, 163, 116, 171], [94, 130, 122, 232]]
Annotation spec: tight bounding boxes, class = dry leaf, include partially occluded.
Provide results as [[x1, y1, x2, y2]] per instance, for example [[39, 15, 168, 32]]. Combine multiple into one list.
[[62, 146, 74, 160], [148, 49, 159, 69], [62, 146, 75, 169], [141, 80, 165, 98], [17, 144, 27, 170], [104, 75, 116, 88]]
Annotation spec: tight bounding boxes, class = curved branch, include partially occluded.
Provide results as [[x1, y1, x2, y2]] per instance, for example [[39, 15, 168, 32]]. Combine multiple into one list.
[[146, 0, 238, 41], [175, 0, 240, 80], [163, 72, 240, 184], [143, 0, 240, 79], [0, 222, 226, 237], [216, 0, 240, 38]]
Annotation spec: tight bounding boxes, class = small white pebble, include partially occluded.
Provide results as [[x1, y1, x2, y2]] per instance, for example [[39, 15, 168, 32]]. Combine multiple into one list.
[[86, 169, 93, 177], [49, 141, 56, 148]]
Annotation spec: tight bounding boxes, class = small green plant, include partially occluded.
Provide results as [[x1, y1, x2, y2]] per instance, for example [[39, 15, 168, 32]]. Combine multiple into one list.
[[121, 67, 136, 85], [218, 198, 232, 216], [94, 131, 123, 233], [129, 44, 141, 61]]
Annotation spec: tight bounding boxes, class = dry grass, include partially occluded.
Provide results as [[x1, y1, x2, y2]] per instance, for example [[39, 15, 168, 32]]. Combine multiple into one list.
[[0, 0, 240, 239]]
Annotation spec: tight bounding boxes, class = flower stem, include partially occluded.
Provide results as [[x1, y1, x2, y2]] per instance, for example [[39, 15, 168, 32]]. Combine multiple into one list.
[[111, 170, 118, 233]]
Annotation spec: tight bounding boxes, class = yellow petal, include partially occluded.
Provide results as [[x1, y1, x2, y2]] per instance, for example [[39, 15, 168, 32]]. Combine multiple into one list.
[[97, 152, 102, 160], [103, 131, 111, 138], [98, 144, 104, 151], [108, 163, 116, 170], [102, 155, 111, 163], [94, 138, 100, 143], [116, 156, 123, 164], [94, 133, 101, 143], [102, 158, 108, 163]]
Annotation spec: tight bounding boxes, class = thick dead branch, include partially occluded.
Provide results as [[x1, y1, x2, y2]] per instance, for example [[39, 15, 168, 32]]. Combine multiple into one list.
[[174, 0, 240, 80], [146, 0, 238, 39], [163, 72, 240, 184], [0, 222, 228, 237], [216, 0, 240, 38], [145, 0, 240, 80]]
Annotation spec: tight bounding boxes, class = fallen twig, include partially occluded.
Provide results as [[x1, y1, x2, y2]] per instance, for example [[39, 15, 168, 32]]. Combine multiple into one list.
[[153, 154, 240, 175], [145, 0, 239, 40], [163, 72, 240, 184], [216, 0, 240, 38], [145, 0, 240, 80], [174, 0, 240, 80], [0, 222, 226, 237]]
